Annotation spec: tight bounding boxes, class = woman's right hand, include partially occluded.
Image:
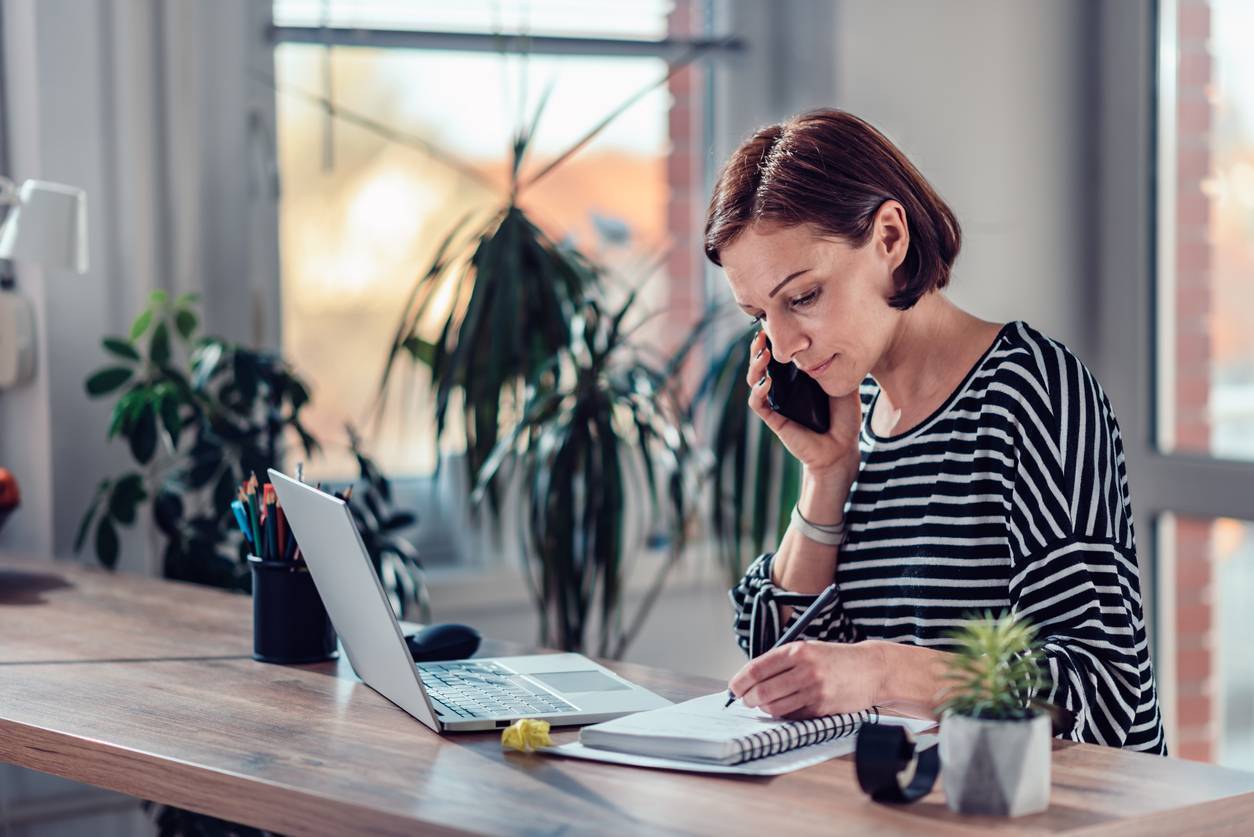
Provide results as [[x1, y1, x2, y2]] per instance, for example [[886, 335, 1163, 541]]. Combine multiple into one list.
[[746, 330, 862, 486]]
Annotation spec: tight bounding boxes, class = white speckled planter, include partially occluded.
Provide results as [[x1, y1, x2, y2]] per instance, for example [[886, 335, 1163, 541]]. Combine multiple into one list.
[[939, 711, 1051, 817]]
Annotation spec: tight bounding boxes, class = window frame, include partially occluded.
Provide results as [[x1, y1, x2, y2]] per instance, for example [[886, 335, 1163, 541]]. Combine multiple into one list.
[[1095, 0, 1254, 752]]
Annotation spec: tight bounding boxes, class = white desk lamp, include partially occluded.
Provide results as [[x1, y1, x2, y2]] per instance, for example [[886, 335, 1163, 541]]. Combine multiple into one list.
[[0, 177, 89, 388]]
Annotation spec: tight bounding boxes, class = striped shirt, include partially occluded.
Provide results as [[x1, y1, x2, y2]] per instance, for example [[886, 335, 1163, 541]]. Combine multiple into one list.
[[730, 321, 1166, 753]]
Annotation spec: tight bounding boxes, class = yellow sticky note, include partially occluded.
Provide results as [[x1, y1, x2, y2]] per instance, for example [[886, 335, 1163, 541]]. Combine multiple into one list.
[[501, 718, 552, 753]]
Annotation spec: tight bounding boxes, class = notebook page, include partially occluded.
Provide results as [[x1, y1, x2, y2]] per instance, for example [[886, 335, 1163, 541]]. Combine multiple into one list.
[[552, 721, 937, 776], [579, 691, 874, 762], [585, 691, 814, 739]]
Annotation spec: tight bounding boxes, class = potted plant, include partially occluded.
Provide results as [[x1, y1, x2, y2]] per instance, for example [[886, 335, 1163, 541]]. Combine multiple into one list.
[[471, 292, 705, 657], [376, 57, 708, 514], [76, 290, 317, 586], [374, 54, 719, 650], [78, 291, 428, 620], [938, 611, 1051, 817]]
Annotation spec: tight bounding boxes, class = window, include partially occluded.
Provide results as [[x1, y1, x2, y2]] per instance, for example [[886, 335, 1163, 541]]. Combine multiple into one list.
[[1156, 0, 1254, 461], [274, 0, 674, 40], [1157, 514, 1254, 767], [272, 1, 718, 480], [1144, 0, 1254, 763]]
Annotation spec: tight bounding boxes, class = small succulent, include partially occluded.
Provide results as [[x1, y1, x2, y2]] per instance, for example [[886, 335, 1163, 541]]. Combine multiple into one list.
[[940, 611, 1046, 721]]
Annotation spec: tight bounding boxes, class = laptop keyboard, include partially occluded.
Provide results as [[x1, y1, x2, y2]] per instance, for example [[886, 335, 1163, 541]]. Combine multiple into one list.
[[417, 660, 577, 719]]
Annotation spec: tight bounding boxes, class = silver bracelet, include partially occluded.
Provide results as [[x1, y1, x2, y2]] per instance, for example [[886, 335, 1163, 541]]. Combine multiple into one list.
[[789, 505, 846, 546]]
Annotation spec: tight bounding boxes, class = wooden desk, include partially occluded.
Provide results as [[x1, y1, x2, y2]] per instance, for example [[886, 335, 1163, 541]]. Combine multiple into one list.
[[3, 555, 1254, 835]]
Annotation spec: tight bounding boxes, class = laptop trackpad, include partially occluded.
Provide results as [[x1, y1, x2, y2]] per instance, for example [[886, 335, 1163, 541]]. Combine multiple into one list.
[[530, 671, 631, 692]]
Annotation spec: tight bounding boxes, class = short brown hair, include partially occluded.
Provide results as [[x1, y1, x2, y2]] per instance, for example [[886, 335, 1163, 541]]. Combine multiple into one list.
[[703, 109, 961, 310]]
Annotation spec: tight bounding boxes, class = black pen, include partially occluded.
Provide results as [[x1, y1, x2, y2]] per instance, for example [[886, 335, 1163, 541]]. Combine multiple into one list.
[[724, 582, 841, 708]]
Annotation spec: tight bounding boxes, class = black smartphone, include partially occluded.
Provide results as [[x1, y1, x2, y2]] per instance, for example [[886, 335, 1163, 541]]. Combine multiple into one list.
[[763, 336, 831, 434]]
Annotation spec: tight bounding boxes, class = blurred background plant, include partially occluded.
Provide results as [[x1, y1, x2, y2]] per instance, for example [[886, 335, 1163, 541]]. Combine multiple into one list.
[[376, 55, 706, 510], [77, 291, 428, 620], [373, 54, 718, 656], [473, 287, 707, 657], [690, 323, 802, 585], [343, 425, 430, 621]]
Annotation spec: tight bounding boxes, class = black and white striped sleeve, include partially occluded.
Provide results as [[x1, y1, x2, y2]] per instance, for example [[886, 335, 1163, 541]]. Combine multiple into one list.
[[729, 552, 864, 658], [1001, 347, 1149, 748]]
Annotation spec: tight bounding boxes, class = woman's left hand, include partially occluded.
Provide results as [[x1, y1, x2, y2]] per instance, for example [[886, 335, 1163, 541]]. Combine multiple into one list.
[[728, 640, 888, 719]]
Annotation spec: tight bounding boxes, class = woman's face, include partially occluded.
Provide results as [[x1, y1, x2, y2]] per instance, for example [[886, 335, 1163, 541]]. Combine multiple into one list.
[[720, 213, 907, 397]]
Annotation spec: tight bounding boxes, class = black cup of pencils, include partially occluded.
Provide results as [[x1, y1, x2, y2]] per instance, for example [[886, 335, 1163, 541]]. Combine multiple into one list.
[[235, 475, 338, 665]]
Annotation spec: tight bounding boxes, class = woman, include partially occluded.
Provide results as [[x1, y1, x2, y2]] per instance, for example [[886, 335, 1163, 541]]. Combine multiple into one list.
[[710, 109, 1165, 753]]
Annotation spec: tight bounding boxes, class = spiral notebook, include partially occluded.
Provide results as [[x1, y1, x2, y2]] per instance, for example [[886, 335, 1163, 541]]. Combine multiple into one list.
[[577, 691, 880, 766]]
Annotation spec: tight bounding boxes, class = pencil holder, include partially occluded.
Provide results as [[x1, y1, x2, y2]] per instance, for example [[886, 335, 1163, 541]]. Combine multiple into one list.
[[248, 555, 339, 664]]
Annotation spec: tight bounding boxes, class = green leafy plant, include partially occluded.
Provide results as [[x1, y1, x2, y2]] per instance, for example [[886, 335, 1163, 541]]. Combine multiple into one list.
[[76, 290, 315, 585], [379, 201, 596, 509], [369, 47, 724, 658], [76, 293, 428, 621], [940, 612, 1046, 721], [472, 291, 705, 658], [376, 52, 708, 511], [691, 323, 802, 585]]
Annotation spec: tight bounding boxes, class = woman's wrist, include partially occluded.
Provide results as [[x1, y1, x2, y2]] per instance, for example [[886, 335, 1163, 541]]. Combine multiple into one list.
[[798, 463, 855, 525], [866, 640, 951, 716]]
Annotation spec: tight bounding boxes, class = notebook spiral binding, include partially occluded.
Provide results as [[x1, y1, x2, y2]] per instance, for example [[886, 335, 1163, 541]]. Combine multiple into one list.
[[733, 707, 880, 764]]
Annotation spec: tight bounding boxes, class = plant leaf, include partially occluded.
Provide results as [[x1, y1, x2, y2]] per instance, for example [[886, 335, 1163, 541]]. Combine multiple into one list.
[[382, 511, 417, 531], [175, 309, 198, 341], [86, 367, 134, 397], [129, 308, 154, 341], [287, 377, 310, 410], [519, 44, 712, 194], [213, 469, 236, 519], [159, 391, 183, 449], [74, 481, 109, 553], [152, 489, 185, 537], [108, 473, 147, 525], [401, 336, 436, 367], [232, 350, 259, 403], [129, 404, 158, 464], [149, 321, 171, 366], [186, 441, 223, 488], [102, 337, 140, 362], [191, 340, 224, 390], [95, 515, 120, 569]]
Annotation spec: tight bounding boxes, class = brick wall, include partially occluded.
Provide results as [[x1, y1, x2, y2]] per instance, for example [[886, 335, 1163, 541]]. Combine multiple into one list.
[[1171, 0, 1216, 762], [665, 0, 706, 386]]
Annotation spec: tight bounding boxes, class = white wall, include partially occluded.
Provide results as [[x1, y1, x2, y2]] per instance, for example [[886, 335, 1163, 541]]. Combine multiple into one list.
[[831, 0, 1096, 361], [0, 0, 279, 571], [0, 0, 123, 561]]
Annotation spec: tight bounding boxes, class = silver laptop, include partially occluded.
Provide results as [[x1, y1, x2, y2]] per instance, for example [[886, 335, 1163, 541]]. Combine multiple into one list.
[[269, 469, 671, 732]]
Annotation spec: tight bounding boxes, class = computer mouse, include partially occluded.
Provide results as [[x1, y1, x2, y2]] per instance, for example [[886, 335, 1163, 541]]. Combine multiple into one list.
[[404, 623, 481, 662]]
